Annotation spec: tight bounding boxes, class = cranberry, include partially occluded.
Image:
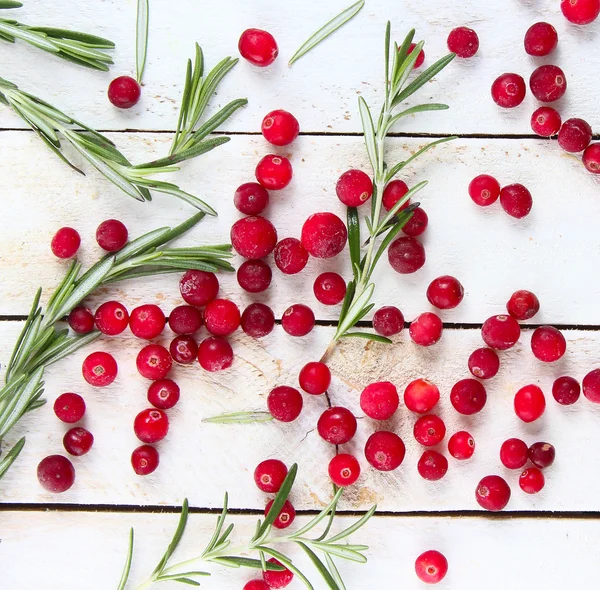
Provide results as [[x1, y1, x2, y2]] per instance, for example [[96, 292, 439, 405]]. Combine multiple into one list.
[[134, 408, 169, 443], [468, 348, 500, 379], [107, 76, 141, 108], [447, 26, 479, 58], [68, 306, 95, 334], [450, 379, 487, 415], [82, 351, 118, 386], [415, 550, 448, 584], [317, 406, 357, 444], [364, 431, 405, 471], [168, 305, 203, 335], [264, 499, 296, 529], [519, 467, 545, 494], [560, 0, 600, 24], [37, 455, 75, 493], [476, 475, 511, 511], [524, 22, 558, 56], [491, 73, 526, 108], [427, 276, 464, 309], [254, 459, 288, 493], [528, 442, 556, 469], [281, 304, 314, 337], [96, 219, 128, 252], [506, 290, 540, 320], [130, 304, 166, 340], [530, 65, 567, 103], [131, 445, 159, 475], [582, 369, 600, 403], [336, 169, 373, 207], [255, 155, 293, 190], [170, 335, 198, 364], [313, 272, 347, 305], [301, 212, 347, 258], [94, 301, 129, 336], [261, 109, 299, 146], [328, 453, 361, 487], [531, 326, 566, 362], [234, 182, 270, 215], [409, 312, 443, 346], [382, 180, 410, 212], [558, 118, 593, 153], [481, 314, 521, 350], [414, 415, 446, 447], [406, 43, 425, 68], [448, 431, 475, 460], [203, 299, 240, 337], [583, 143, 600, 174], [231, 216, 278, 259], [136, 344, 172, 380], [147, 379, 180, 409], [241, 303, 275, 338], [373, 306, 404, 337], [514, 384, 546, 422], [388, 236, 425, 274], [274, 238, 309, 274], [51, 227, 80, 259], [468, 174, 501, 207], [360, 381, 399, 420], [531, 107, 562, 137], [262, 559, 293, 589], [499, 184, 533, 219], [179, 270, 219, 306], [63, 427, 94, 456], [237, 259, 272, 293], [500, 438, 528, 469], [197, 337, 233, 371], [417, 450, 448, 480], [238, 29, 278, 67], [299, 362, 331, 395], [267, 386, 303, 422], [404, 379, 440, 414], [402, 207, 428, 237], [552, 375, 581, 405], [244, 581, 270, 590], [53, 393, 86, 423]]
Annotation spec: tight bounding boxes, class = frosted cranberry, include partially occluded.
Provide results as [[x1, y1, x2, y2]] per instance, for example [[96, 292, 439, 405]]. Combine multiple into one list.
[[131, 445, 159, 475], [364, 431, 405, 471], [68, 306, 95, 334], [241, 303, 275, 338], [318, 406, 357, 444], [382, 180, 410, 212], [180, 270, 219, 306], [130, 304, 166, 339], [531, 326, 566, 362], [168, 305, 202, 335], [468, 347, 500, 379], [203, 299, 240, 337], [402, 207, 428, 237], [558, 118, 592, 152], [427, 276, 464, 309], [299, 362, 331, 395], [107, 76, 141, 108], [373, 306, 404, 336], [360, 381, 399, 420], [197, 337, 233, 371], [281, 304, 314, 336], [415, 550, 448, 584], [274, 238, 309, 274], [301, 212, 347, 258], [476, 475, 511, 511], [528, 442, 556, 469], [94, 301, 129, 336], [414, 415, 446, 447], [500, 184, 533, 219], [447, 26, 479, 58], [82, 351, 118, 386], [448, 431, 475, 460], [481, 314, 521, 350], [491, 73, 526, 108], [147, 379, 180, 409], [409, 312, 443, 346], [237, 260, 272, 293], [552, 375, 580, 405], [136, 344, 172, 380], [582, 369, 600, 403], [255, 155, 293, 190], [468, 174, 500, 206], [531, 107, 562, 137], [234, 182, 269, 215], [254, 459, 288, 493], [134, 408, 169, 443], [63, 427, 94, 456], [244, 581, 270, 590], [388, 236, 425, 274], [53, 393, 86, 424], [313, 272, 346, 305], [265, 499, 296, 529], [231, 216, 278, 259], [450, 379, 487, 415], [261, 109, 299, 146], [583, 143, 600, 174], [267, 386, 303, 422], [51, 227, 80, 259], [239, 29, 278, 67], [417, 450, 448, 481], [530, 65, 567, 102], [560, 0, 600, 24], [263, 559, 293, 589], [507, 290, 540, 320], [525, 22, 558, 56], [406, 43, 425, 68], [328, 454, 361, 487], [520, 467, 545, 494], [37, 455, 75, 493], [500, 438, 528, 469], [514, 384, 546, 422], [96, 219, 128, 252], [169, 335, 198, 364], [404, 379, 440, 414], [336, 169, 373, 207]]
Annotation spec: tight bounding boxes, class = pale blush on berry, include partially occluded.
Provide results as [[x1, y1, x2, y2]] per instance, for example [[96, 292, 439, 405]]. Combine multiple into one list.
[[528, 442, 556, 469], [134, 408, 169, 443], [63, 427, 94, 456], [254, 459, 288, 493], [255, 155, 293, 190], [301, 212, 348, 258], [373, 306, 404, 337], [203, 299, 240, 337], [476, 475, 511, 511], [68, 306, 95, 334], [415, 550, 449, 584], [388, 236, 426, 274], [500, 184, 533, 219], [136, 344, 172, 380], [328, 454, 361, 487], [237, 259, 272, 293], [107, 76, 141, 108], [168, 305, 203, 335], [130, 304, 166, 340], [234, 182, 270, 215], [552, 375, 581, 405], [507, 290, 540, 320], [491, 73, 526, 108], [318, 406, 357, 444], [468, 347, 500, 379], [448, 431, 475, 460], [51, 227, 80, 259], [582, 369, 600, 403], [148, 379, 180, 410], [364, 431, 406, 471], [531, 326, 566, 362], [447, 26, 479, 58], [583, 144, 600, 174], [427, 276, 464, 309], [54, 393, 86, 424], [241, 303, 275, 338], [360, 381, 399, 420], [94, 301, 129, 336], [417, 450, 448, 481], [406, 42, 425, 68], [520, 467, 545, 494], [231, 216, 278, 259], [514, 384, 546, 422], [468, 174, 501, 207], [481, 314, 521, 350], [265, 499, 296, 529], [450, 379, 487, 415], [335, 169, 373, 207], [382, 179, 410, 212], [409, 312, 443, 346], [402, 207, 428, 237], [131, 445, 160, 476], [267, 386, 303, 422], [313, 272, 346, 305], [37, 455, 75, 493], [261, 109, 299, 146], [198, 337, 234, 371], [560, 0, 600, 25], [170, 335, 198, 364], [500, 438, 528, 469], [274, 238, 309, 274], [179, 270, 219, 306], [530, 65, 567, 102], [558, 118, 593, 153], [238, 29, 278, 67], [281, 304, 315, 336], [299, 362, 331, 395], [262, 558, 293, 589], [524, 22, 558, 56], [531, 107, 562, 137], [96, 219, 128, 252], [404, 379, 440, 414], [414, 415, 446, 447], [82, 351, 118, 387]]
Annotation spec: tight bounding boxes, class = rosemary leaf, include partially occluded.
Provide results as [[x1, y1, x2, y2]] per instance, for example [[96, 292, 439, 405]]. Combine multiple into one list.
[[385, 136, 456, 182], [115, 529, 134, 590], [0, 1, 22, 8], [327, 504, 378, 543], [211, 557, 275, 569], [136, 0, 149, 83], [324, 553, 347, 590], [153, 499, 189, 576], [257, 546, 314, 590], [358, 97, 378, 171], [297, 543, 340, 590], [307, 542, 367, 563], [0, 437, 25, 479], [255, 464, 298, 541], [341, 332, 392, 344], [203, 411, 274, 424], [27, 27, 114, 47], [346, 207, 361, 277], [203, 492, 228, 555]]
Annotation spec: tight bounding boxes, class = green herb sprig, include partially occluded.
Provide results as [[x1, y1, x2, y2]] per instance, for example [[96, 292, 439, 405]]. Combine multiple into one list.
[[136, 0, 149, 83]]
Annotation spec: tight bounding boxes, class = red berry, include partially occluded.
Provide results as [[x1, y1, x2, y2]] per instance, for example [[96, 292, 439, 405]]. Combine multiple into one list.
[[53, 393, 86, 424], [373, 306, 404, 336], [531, 107, 562, 137], [417, 450, 448, 480], [406, 43, 425, 68], [147, 379, 180, 409], [364, 431, 405, 471], [328, 454, 361, 487], [261, 109, 299, 146], [82, 351, 118, 386], [134, 408, 169, 444], [136, 344, 172, 380], [37, 455, 75, 493], [281, 304, 314, 337], [582, 368, 600, 403], [241, 303, 275, 339], [360, 381, 399, 420], [583, 143, 600, 174], [447, 26, 479, 58], [274, 238, 309, 274], [514, 384, 546, 422], [530, 65, 567, 102], [491, 73, 526, 108], [180, 270, 219, 306], [448, 431, 475, 460], [68, 306, 95, 334], [237, 260, 272, 293], [131, 445, 159, 475], [427, 276, 464, 310], [450, 379, 487, 415], [558, 118, 593, 153], [254, 459, 288, 493], [528, 442, 556, 469], [169, 335, 198, 364], [520, 467, 545, 494], [409, 312, 443, 346], [525, 22, 558, 56], [51, 227, 80, 259], [388, 236, 425, 274], [414, 415, 446, 447], [197, 337, 234, 372], [130, 304, 166, 340], [318, 406, 357, 444], [404, 379, 440, 414], [313, 272, 346, 305], [267, 386, 303, 422], [500, 184, 533, 219], [96, 219, 128, 252], [415, 550, 448, 584], [561, 0, 600, 24], [402, 207, 428, 237], [468, 347, 500, 379], [301, 212, 347, 258], [63, 427, 94, 456], [244, 581, 270, 590], [168, 305, 203, 335], [335, 169, 373, 207], [265, 499, 296, 529], [476, 475, 511, 511], [507, 290, 540, 320], [481, 314, 521, 350], [262, 559, 293, 589], [552, 375, 580, 405], [382, 180, 411, 212], [255, 155, 293, 190], [94, 301, 129, 336], [107, 76, 141, 108], [231, 216, 278, 259], [500, 438, 528, 469], [239, 29, 278, 67], [203, 299, 240, 337], [531, 326, 566, 362], [468, 174, 501, 207], [299, 362, 331, 395], [234, 182, 270, 215]]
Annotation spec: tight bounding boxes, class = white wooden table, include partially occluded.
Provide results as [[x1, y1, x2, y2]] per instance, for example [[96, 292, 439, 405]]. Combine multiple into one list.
[[1, 0, 600, 588]]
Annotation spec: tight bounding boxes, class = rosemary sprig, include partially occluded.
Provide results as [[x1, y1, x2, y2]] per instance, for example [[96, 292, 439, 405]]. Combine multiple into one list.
[[136, 0, 149, 83], [0, 213, 234, 482], [0, 1, 115, 71]]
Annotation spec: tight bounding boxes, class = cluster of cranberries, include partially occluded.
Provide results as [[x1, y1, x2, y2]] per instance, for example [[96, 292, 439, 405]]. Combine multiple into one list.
[[51, 218, 128, 259], [468, 174, 533, 219]]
